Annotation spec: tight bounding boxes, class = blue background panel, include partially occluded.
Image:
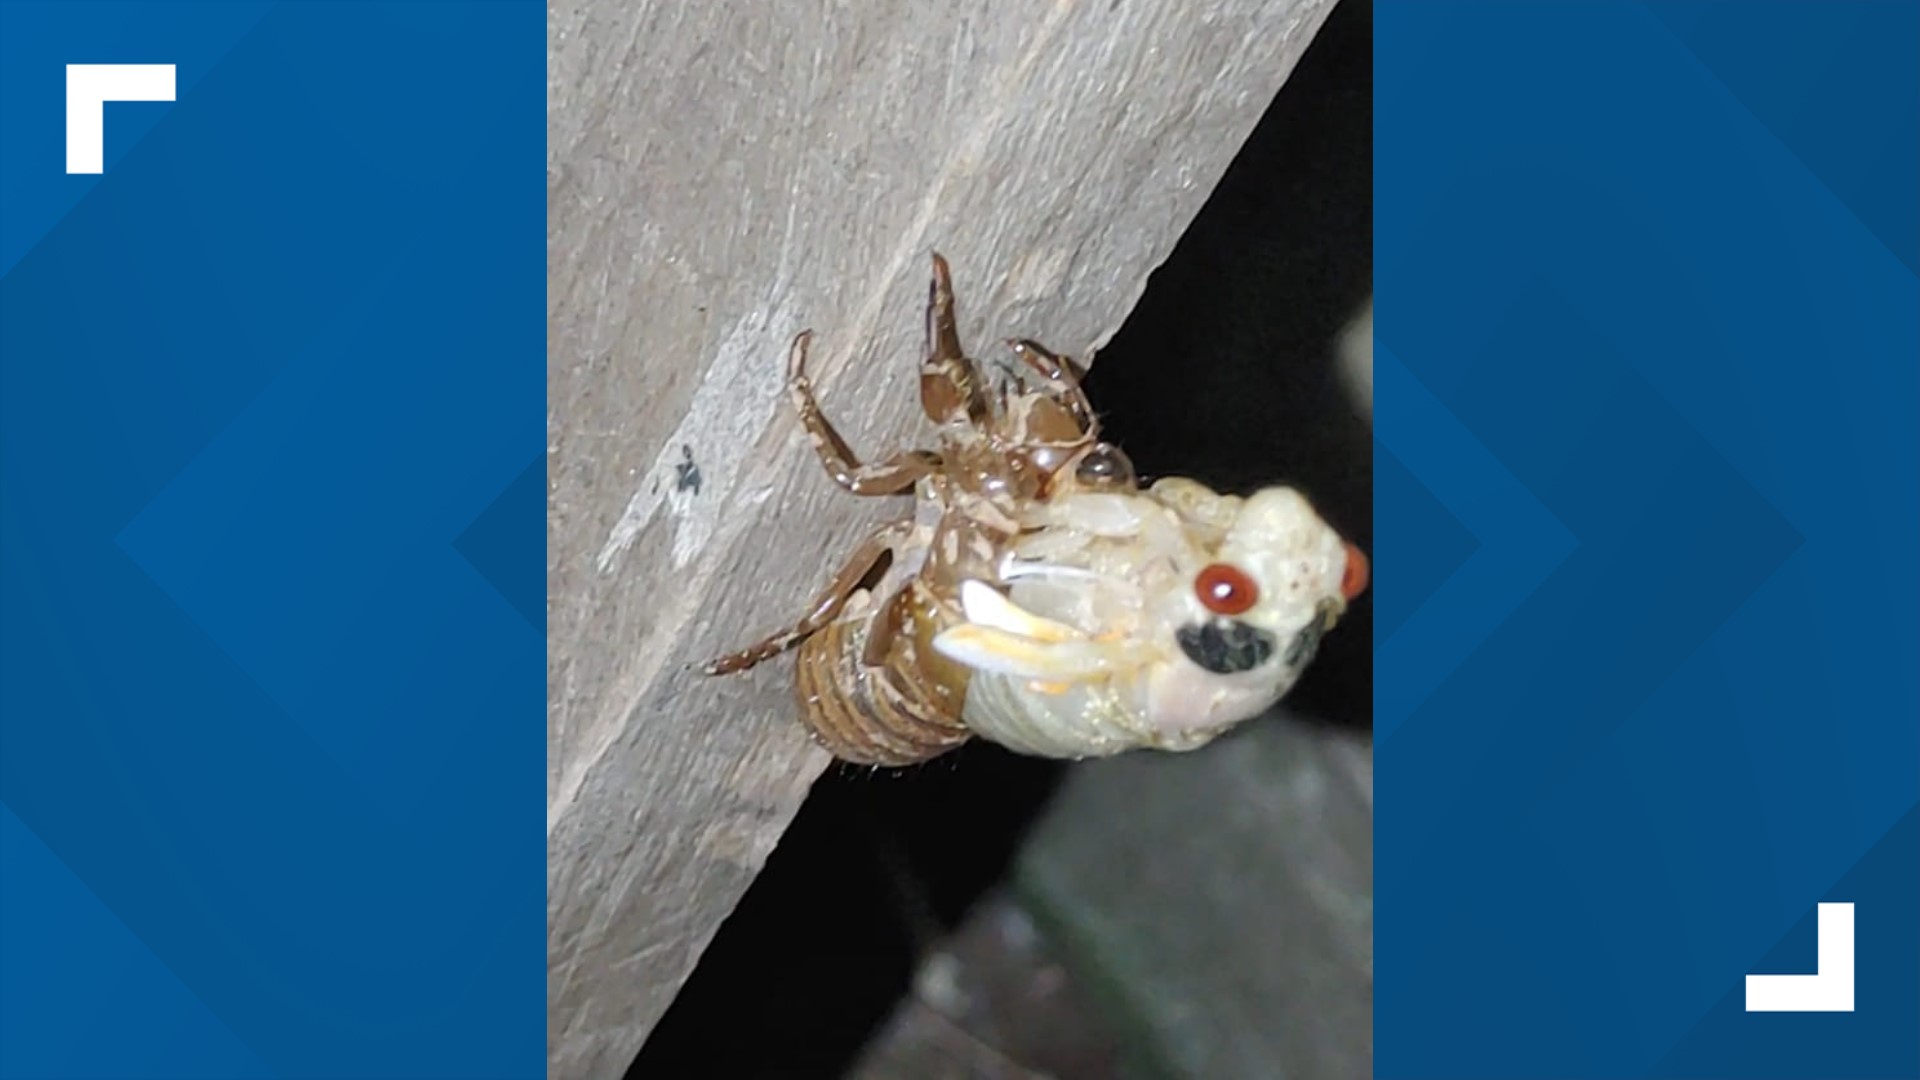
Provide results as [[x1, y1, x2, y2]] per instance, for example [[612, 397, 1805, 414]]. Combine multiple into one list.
[[0, 3, 543, 1078], [1376, 2, 1918, 1078]]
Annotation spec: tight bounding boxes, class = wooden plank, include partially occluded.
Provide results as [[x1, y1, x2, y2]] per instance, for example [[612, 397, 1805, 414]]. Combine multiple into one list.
[[1013, 717, 1374, 1079], [848, 893, 1126, 1079], [546, 1, 1340, 1074]]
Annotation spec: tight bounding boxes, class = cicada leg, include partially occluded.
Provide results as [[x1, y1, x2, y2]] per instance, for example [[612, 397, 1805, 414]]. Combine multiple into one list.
[[701, 521, 910, 675], [1006, 338, 1095, 435], [787, 330, 942, 495], [930, 579, 1154, 682], [919, 252, 993, 428]]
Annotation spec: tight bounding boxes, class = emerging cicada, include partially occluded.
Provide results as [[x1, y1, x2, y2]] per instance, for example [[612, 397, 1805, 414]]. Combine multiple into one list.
[[703, 254, 1368, 766]]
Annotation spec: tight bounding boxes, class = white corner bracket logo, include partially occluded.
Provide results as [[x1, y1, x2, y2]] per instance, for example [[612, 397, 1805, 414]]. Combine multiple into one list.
[[1745, 902, 1855, 1013], [66, 64, 176, 174]]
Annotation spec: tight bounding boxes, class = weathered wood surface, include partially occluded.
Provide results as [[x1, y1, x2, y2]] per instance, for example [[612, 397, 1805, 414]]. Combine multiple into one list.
[[546, 1, 1338, 1074], [1014, 716, 1374, 1079]]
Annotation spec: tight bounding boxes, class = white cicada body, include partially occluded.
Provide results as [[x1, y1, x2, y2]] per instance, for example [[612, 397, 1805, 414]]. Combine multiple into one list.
[[934, 479, 1367, 758]]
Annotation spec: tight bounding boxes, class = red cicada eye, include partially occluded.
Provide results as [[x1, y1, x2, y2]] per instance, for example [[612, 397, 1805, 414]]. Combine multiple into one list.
[[1341, 541, 1370, 601], [1195, 563, 1259, 616]]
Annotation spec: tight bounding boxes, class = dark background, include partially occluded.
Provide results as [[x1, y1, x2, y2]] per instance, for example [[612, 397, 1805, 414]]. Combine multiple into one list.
[[633, 0, 1371, 1073]]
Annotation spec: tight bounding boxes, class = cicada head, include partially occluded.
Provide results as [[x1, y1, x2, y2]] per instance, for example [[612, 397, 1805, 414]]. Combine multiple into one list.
[[1138, 482, 1367, 744]]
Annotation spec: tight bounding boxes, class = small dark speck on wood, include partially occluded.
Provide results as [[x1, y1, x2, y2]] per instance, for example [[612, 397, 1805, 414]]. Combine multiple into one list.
[[675, 445, 702, 495]]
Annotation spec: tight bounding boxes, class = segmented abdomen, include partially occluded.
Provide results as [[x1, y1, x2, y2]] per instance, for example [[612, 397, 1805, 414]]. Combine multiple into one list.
[[792, 588, 973, 766]]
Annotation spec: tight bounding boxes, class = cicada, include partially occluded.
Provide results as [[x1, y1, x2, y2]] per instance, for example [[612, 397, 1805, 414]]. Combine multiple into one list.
[[704, 254, 1367, 765]]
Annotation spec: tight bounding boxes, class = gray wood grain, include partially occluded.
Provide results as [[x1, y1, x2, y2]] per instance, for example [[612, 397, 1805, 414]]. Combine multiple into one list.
[[547, 1, 1339, 1075]]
